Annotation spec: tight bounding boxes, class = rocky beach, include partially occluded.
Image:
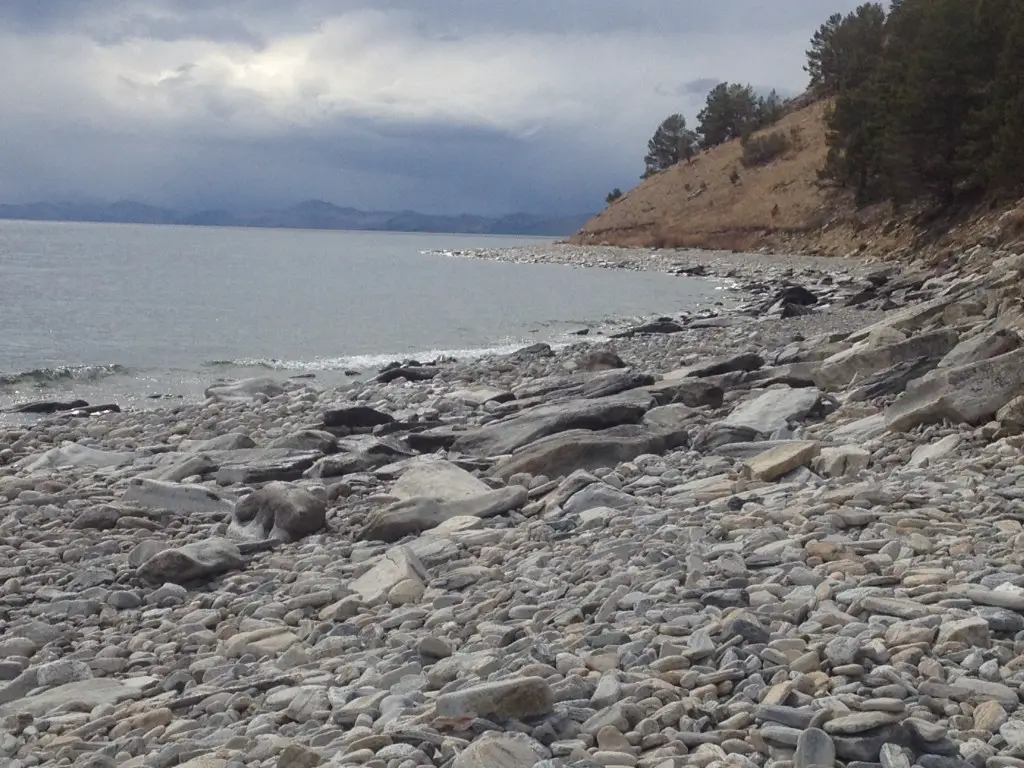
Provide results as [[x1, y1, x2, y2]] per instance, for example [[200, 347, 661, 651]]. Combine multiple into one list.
[[6, 242, 1024, 768]]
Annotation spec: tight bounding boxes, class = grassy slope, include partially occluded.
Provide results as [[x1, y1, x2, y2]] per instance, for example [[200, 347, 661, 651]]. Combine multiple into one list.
[[568, 100, 1024, 261]]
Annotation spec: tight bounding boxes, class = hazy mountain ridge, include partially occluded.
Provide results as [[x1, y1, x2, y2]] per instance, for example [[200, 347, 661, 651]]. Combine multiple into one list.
[[0, 199, 592, 236]]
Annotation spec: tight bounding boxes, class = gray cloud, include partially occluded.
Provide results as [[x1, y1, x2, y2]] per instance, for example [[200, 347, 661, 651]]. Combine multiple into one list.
[[0, 1, 870, 215]]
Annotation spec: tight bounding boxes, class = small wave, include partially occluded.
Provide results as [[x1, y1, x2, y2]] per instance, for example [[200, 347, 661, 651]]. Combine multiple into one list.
[[201, 341, 574, 373], [0, 364, 129, 388]]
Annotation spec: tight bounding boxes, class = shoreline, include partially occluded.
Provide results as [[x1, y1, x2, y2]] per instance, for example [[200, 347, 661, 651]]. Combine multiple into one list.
[[0, 245, 864, 421], [3, 243, 1024, 767]]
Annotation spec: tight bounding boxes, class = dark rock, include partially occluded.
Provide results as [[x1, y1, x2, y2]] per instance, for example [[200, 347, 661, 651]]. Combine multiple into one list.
[[574, 349, 626, 372], [7, 399, 88, 414], [304, 437, 414, 479], [847, 356, 942, 401], [512, 369, 652, 402], [776, 284, 819, 306], [685, 353, 765, 378], [702, 589, 749, 609], [673, 264, 707, 276], [492, 425, 688, 481], [374, 365, 440, 383], [645, 378, 725, 409], [780, 303, 815, 318], [845, 286, 879, 307], [611, 318, 685, 338], [71, 506, 122, 530], [213, 450, 323, 486], [323, 406, 395, 430], [832, 724, 909, 762], [452, 391, 654, 458], [230, 482, 327, 542]]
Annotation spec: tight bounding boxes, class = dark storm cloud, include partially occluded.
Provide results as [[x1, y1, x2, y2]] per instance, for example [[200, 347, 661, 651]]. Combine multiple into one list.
[[0, 1, 870, 215]]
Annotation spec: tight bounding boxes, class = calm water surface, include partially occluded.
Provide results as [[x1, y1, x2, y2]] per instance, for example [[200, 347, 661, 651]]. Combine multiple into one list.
[[0, 220, 723, 412]]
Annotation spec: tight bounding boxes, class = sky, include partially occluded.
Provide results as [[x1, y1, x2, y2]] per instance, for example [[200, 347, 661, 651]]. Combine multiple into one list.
[[0, 1, 869, 216]]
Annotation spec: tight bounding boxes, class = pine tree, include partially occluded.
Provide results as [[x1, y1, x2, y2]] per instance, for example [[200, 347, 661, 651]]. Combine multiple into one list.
[[642, 115, 698, 178]]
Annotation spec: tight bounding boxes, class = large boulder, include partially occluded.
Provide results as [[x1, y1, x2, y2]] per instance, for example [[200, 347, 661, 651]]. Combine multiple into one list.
[[813, 330, 959, 391], [491, 424, 688, 481], [0, 678, 138, 718], [451, 391, 653, 457], [322, 405, 395, 431], [136, 538, 246, 584], [938, 328, 1021, 369], [205, 377, 285, 403], [721, 387, 827, 436], [230, 482, 326, 541], [390, 460, 489, 501], [886, 348, 1024, 432], [360, 486, 528, 542]]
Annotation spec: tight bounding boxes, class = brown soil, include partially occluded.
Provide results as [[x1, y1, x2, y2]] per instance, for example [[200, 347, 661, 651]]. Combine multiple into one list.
[[568, 100, 1024, 265]]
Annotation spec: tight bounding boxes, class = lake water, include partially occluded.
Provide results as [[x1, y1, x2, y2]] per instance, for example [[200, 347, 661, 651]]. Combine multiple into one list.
[[0, 220, 722, 413]]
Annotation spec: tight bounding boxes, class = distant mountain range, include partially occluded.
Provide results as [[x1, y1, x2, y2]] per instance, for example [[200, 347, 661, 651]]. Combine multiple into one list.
[[0, 199, 593, 237]]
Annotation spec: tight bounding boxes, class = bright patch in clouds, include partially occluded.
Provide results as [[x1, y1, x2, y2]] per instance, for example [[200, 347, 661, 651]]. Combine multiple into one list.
[[0, 1, 868, 214]]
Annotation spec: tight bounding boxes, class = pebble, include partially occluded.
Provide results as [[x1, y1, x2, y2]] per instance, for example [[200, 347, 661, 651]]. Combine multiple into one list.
[[3, 244, 1024, 768]]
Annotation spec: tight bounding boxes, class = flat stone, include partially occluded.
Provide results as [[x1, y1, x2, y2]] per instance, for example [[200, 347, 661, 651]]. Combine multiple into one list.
[[17, 442, 134, 473], [859, 596, 931, 620], [886, 348, 1024, 432], [742, 441, 820, 482], [452, 392, 654, 457], [123, 478, 234, 516], [0, 678, 137, 717], [360, 486, 527, 542], [491, 425, 687, 482], [939, 329, 1021, 369], [722, 388, 825, 436], [814, 330, 959, 391], [825, 712, 901, 735], [391, 460, 489, 501], [909, 435, 961, 468], [435, 677, 553, 720], [214, 449, 322, 485]]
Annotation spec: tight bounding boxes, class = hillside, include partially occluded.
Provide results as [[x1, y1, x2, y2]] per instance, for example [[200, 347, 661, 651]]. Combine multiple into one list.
[[568, 101, 1024, 261]]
